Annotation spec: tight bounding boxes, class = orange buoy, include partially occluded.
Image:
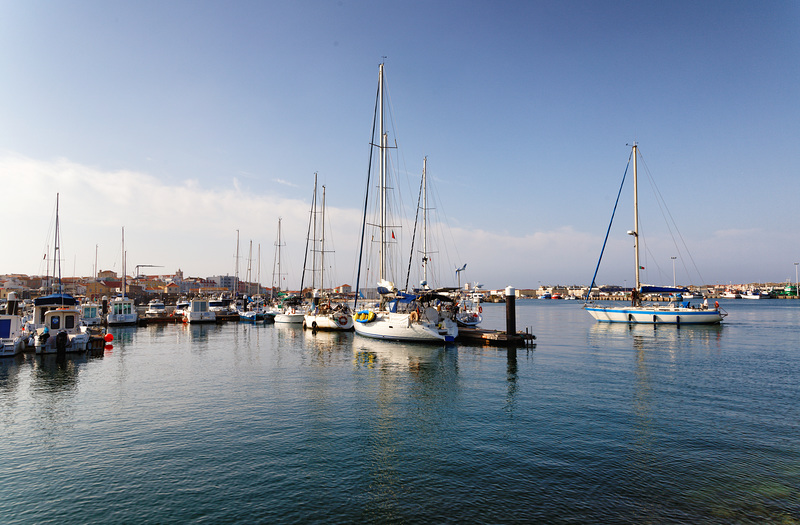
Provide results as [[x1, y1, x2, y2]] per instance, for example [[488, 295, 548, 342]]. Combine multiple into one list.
[[104, 333, 114, 342]]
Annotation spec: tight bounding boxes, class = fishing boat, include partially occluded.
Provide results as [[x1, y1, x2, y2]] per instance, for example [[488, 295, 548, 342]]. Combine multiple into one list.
[[145, 299, 168, 317], [173, 298, 190, 318], [182, 297, 216, 324], [352, 64, 457, 342], [33, 307, 91, 354], [301, 175, 353, 331], [107, 227, 138, 326], [584, 144, 726, 325], [27, 194, 101, 351], [80, 301, 104, 326]]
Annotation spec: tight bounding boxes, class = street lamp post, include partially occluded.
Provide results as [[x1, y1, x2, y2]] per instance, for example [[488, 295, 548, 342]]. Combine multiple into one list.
[[671, 256, 677, 287]]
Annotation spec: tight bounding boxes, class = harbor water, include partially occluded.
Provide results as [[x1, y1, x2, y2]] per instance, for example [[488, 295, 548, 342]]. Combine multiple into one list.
[[1, 299, 799, 523]]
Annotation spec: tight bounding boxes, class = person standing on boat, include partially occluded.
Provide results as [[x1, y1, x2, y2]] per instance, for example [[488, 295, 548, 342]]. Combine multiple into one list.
[[703, 297, 709, 309]]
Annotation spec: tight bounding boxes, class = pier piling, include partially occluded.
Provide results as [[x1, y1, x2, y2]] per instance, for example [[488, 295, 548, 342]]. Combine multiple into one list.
[[505, 286, 516, 336]]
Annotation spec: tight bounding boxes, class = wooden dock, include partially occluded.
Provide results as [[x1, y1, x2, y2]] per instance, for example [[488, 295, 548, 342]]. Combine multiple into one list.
[[456, 327, 536, 347]]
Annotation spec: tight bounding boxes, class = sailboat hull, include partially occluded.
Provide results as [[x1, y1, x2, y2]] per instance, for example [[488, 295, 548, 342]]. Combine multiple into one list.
[[274, 312, 305, 324], [584, 305, 723, 324], [354, 312, 457, 342], [304, 313, 354, 331]]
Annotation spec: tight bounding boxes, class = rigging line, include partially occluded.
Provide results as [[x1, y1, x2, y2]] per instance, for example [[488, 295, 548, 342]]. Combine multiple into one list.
[[404, 167, 425, 291], [429, 177, 460, 287], [353, 78, 380, 311], [639, 153, 708, 286], [585, 151, 632, 302], [299, 175, 316, 293]]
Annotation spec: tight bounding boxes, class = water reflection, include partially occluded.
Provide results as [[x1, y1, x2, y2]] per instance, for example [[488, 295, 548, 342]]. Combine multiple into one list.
[[352, 338, 453, 373], [303, 330, 354, 367], [0, 355, 26, 427], [107, 326, 138, 346], [588, 322, 725, 354], [25, 350, 104, 442], [273, 322, 303, 343], [351, 338, 461, 518], [505, 348, 518, 415], [0, 354, 25, 393]]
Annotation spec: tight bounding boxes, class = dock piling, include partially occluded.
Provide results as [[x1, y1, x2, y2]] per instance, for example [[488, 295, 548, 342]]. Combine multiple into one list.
[[505, 286, 516, 335]]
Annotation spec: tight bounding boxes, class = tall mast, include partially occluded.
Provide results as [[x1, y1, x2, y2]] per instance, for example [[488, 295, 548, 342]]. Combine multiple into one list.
[[53, 193, 61, 294], [121, 226, 126, 299], [632, 143, 641, 297], [320, 185, 326, 292], [378, 62, 387, 282], [277, 218, 282, 292], [422, 157, 428, 284], [311, 173, 318, 289], [235, 229, 240, 296], [247, 240, 253, 297]]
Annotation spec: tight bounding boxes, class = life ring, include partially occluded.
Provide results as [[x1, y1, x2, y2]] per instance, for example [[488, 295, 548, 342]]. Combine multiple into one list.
[[478, 306, 482, 313], [409, 310, 419, 322], [290, 308, 296, 314], [337, 315, 348, 325]]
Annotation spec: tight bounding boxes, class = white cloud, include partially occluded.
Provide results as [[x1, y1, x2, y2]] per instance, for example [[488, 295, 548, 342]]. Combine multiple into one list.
[[1, 153, 795, 288]]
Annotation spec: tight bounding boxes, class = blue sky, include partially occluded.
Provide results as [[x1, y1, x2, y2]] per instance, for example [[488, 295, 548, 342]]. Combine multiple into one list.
[[1, 1, 798, 290]]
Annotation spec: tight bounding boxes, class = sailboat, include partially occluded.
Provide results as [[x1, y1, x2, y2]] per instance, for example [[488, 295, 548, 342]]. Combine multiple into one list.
[[584, 144, 726, 324], [352, 63, 458, 343], [107, 227, 138, 326], [302, 175, 354, 331], [271, 218, 304, 324]]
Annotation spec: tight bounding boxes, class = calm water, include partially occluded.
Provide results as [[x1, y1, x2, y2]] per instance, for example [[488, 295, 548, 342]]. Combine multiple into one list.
[[1, 299, 799, 524]]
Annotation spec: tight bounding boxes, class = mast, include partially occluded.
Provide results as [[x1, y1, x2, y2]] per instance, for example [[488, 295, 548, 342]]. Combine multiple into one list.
[[311, 174, 318, 290], [378, 62, 387, 282], [53, 193, 61, 294], [632, 143, 641, 305], [235, 229, 240, 296], [275, 218, 283, 292], [320, 185, 326, 293], [422, 157, 428, 285], [121, 226, 126, 300], [246, 240, 253, 297], [301, 173, 318, 293]]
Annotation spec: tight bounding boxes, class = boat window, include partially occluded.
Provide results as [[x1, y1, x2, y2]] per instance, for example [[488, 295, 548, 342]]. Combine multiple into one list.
[[50, 316, 60, 329], [65, 315, 75, 329]]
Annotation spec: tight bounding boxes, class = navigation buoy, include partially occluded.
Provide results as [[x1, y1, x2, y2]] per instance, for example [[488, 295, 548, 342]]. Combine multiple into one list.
[[104, 333, 114, 342]]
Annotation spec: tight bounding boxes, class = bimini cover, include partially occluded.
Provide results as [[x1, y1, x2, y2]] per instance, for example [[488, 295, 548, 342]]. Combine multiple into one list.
[[639, 285, 689, 294], [34, 294, 78, 307]]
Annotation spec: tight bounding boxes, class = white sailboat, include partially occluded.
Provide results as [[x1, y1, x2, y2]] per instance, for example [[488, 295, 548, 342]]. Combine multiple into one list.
[[303, 175, 354, 331], [584, 144, 726, 325], [271, 218, 304, 324], [352, 63, 457, 343], [107, 227, 138, 326]]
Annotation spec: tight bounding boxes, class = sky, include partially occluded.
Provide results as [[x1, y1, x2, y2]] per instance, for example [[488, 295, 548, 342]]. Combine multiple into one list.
[[1, 0, 798, 290]]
